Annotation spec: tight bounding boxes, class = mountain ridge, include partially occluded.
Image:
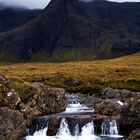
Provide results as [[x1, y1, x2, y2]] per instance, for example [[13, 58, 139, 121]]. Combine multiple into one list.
[[0, 0, 140, 62], [0, 4, 42, 33]]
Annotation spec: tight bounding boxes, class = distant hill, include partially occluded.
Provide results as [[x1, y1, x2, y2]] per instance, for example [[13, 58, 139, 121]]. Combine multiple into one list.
[[0, 0, 140, 62], [0, 5, 42, 33]]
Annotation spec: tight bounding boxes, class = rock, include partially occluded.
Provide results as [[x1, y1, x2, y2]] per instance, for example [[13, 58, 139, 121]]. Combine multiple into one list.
[[0, 107, 27, 140], [95, 99, 122, 116], [26, 87, 67, 116], [101, 87, 139, 102], [120, 95, 140, 135], [65, 78, 80, 86], [6, 89, 21, 107], [126, 96, 140, 130], [128, 129, 140, 140], [0, 79, 67, 140], [81, 96, 103, 108]]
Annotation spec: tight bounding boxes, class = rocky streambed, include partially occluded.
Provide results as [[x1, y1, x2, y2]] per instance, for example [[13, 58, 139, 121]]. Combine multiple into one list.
[[0, 75, 140, 140]]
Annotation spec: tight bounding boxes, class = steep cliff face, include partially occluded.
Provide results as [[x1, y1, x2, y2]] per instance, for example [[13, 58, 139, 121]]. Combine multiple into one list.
[[0, 0, 140, 62]]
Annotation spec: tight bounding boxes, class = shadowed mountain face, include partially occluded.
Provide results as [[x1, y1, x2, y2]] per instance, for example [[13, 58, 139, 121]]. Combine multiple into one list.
[[0, 5, 42, 33], [0, 0, 140, 62]]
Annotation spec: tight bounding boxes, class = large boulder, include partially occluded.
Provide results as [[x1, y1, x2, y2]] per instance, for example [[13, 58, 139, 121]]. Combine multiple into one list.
[[0, 78, 67, 140], [95, 99, 122, 116], [81, 96, 103, 108], [128, 129, 140, 140], [101, 87, 139, 101], [120, 95, 140, 135], [26, 87, 67, 116], [0, 107, 27, 140]]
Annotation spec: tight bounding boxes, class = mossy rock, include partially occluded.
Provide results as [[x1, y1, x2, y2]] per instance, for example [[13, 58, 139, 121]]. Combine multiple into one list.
[[66, 84, 103, 96], [95, 99, 122, 116], [125, 78, 140, 84], [12, 82, 37, 103]]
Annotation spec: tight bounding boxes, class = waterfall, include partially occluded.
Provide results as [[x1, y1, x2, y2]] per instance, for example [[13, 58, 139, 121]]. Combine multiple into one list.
[[33, 122, 48, 136], [101, 119, 119, 135], [56, 118, 71, 136], [33, 127, 48, 136], [74, 124, 80, 136], [81, 121, 95, 136], [109, 120, 119, 135], [25, 96, 123, 140]]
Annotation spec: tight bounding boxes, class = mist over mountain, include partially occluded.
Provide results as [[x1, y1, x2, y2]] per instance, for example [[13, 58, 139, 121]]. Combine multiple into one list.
[[0, 0, 140, 62], [0, 0, 51, 9], [0, 4, 42, 33]]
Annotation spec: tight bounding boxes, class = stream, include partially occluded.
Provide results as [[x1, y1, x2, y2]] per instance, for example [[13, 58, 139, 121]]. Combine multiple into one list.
[[25, 94, 124, 140]]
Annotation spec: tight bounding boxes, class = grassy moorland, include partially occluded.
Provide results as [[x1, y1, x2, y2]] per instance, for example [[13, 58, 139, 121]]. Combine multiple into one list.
[[0, 53, 140, 96]]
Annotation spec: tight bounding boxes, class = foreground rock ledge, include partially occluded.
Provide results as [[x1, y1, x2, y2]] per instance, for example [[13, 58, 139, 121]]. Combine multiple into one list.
[[0, 85, 67, 140]]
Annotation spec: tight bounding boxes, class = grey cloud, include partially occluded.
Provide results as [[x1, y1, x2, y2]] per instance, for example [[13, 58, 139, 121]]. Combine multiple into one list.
[[0, 0, 140, 9], [0, 0, 51, 9]]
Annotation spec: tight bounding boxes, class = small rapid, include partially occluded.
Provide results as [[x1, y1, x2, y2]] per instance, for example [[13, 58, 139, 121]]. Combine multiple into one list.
[[25, 95, 124, 140], [26, 118, 101, 140]]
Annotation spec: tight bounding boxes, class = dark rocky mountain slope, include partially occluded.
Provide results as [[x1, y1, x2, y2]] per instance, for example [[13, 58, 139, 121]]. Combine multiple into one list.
[[0, 5, 42, 33], [0, 0, 140, 62]]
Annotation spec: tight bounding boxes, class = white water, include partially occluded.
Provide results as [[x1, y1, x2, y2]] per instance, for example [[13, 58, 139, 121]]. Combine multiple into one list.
[[65, 102, 94, 113], [74, 124, 80, 136], [33, 122, 48, 136], [56, 118, 71, 136], [26, 118, 101, 140], [26, 101, 123, 140], [33, 127, 48, 136], [102, 119, 118, 135], [101, 119, 123, 138], [81, 121, 94, 136], [117, 101, 124, 106]]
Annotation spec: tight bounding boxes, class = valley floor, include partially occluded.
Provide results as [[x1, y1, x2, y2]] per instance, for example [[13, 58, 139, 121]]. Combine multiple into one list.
[[0, 53, 140, 93]]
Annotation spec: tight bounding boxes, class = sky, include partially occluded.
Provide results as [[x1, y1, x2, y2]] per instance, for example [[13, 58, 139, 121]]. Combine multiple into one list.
[[0, 0, 51, 9], [0, 0, 140, 9]]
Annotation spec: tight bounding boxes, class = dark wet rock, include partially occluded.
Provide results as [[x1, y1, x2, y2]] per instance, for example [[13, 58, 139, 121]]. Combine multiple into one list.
[[0, 107, 27, 140], [95, 99, 122, 116], [101, 87, 139, 102], [128, 129, 140, 140]]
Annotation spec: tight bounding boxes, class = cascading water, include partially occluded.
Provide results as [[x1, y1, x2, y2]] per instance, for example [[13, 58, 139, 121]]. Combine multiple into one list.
[[33, 127, 48, 136], [81, 121, 94, 136], [56, 118, 71, 136], [26, 96, 124, 140], [101, 119, 119, 135], [26, 120, 101, 140], [74, 124, 80, 136]]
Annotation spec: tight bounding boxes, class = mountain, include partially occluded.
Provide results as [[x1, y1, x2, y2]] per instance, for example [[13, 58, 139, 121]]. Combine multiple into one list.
[[0, 5, 42, 33], [0, 0, 140, 62]]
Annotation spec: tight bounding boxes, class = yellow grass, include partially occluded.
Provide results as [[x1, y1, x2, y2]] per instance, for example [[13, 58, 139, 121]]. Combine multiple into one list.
[[0, 54, 139, 80], [0, 53, 140, 92]]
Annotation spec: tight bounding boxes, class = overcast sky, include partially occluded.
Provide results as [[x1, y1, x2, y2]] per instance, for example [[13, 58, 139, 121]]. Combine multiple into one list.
[[0, 0, 140, 9]]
